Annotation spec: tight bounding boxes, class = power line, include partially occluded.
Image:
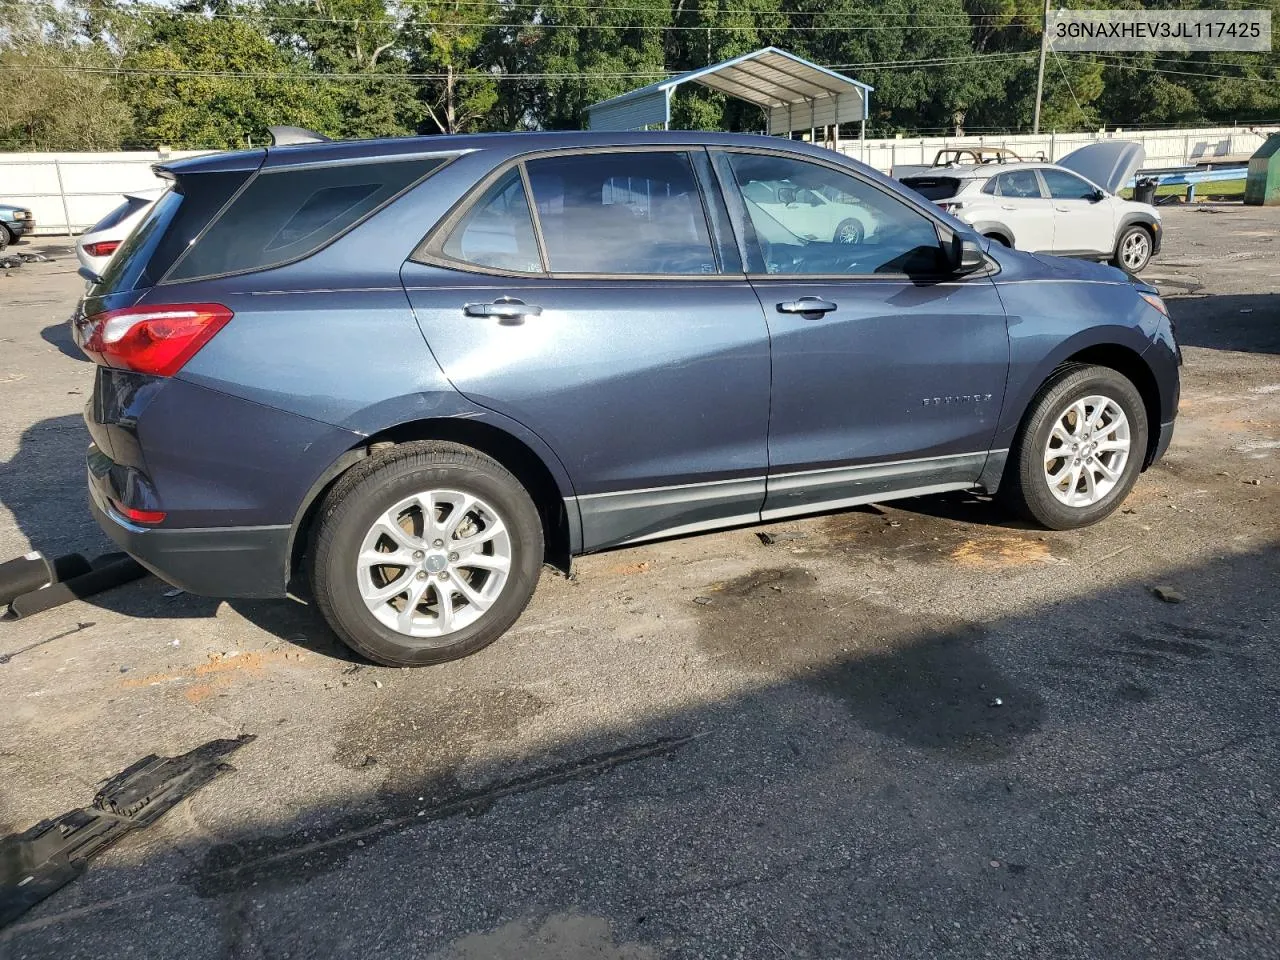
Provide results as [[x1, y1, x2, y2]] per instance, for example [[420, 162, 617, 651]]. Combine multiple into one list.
[[0, 0, 1008, 23], [1071, 52, 1280, 85], [0, 51, 1037, 82]]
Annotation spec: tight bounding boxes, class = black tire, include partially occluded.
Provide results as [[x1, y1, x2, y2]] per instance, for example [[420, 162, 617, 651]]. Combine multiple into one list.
[[0, 226, 9, 253], [833, 218, 864, 244], [1112, 224, 1152, 273], [310, 441, 543, 666], [999, 364, 1149, 530]]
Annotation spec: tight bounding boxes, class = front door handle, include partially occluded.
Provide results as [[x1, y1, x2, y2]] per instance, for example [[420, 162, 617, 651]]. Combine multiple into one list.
[[1001, 204, 1017, 211], [777, 297, 837, 316], [1054, 206, 1071, 213], [463, 298, 542, 323]]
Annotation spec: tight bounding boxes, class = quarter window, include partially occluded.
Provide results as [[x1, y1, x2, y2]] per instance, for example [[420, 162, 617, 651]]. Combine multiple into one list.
[[167, 157, 447, 282], [523, 152, 717, 275], [440, 169, 542, 273], [726, 153, 943, 276], [1039, 168, 1099, 200]]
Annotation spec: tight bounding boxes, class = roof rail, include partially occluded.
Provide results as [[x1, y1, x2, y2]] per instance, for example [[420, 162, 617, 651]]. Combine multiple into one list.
[[268, 126, 332, 147]]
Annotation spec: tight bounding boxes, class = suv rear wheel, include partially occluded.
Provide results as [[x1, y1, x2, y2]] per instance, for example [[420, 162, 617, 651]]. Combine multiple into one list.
[[1000, 364, 1148, 529], [311, 442, 544, 666]]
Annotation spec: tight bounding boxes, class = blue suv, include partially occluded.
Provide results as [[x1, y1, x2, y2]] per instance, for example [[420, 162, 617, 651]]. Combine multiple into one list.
[[72, 131, 1179, 666]]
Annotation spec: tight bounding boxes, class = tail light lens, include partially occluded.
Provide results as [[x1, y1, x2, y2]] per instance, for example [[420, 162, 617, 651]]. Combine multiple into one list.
[[80, 303, 232, 377], [83, 240, 121, 257], [110, 500, 167, 525]]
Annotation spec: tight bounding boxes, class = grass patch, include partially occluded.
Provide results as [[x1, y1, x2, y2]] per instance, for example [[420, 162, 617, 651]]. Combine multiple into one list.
[[1121, 179, 1246, 202]]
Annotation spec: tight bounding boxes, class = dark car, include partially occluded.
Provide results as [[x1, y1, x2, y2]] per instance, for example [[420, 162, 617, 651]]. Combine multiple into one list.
[[71, 131, 1179, 666], [0, 202, 34, 250]]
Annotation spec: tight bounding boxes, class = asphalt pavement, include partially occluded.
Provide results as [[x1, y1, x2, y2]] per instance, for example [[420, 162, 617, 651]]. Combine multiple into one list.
[[0, 205, 1276, 959]]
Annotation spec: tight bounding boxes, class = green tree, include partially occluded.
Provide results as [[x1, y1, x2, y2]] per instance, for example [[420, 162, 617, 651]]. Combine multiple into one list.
[[263, 0, 422, 138], [122, 7, 342, 149], [403, 0, 500, 134], [0, 0, 131, 149]]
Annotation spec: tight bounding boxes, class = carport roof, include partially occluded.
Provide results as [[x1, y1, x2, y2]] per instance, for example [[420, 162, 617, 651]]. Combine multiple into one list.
[[586, 47, 873, 132]]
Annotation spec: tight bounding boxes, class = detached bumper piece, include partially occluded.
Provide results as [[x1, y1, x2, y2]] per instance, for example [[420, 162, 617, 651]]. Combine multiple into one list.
[[0, 735, 255, 928]]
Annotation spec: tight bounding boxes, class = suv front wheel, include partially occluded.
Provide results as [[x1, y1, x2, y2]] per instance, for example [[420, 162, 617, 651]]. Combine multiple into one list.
[[1001, 364, 1148, 529], [311, 441, 544, 666], [1113, 225, 1153, 273]]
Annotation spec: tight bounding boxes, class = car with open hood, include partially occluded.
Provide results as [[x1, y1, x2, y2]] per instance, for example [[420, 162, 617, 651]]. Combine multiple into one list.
[[898, 141, 1161, 272]]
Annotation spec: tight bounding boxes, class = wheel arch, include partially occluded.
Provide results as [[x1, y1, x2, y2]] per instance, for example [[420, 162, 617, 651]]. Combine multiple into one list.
[[969, 221, 1014, 247], [287, 417, 580, 585], [1045, 343, 1163, 468]]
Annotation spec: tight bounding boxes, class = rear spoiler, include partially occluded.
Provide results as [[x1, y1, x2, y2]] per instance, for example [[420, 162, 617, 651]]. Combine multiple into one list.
[[268, 126, 331, 146]]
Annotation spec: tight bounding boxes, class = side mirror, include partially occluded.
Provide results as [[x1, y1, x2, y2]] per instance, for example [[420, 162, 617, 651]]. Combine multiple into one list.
[[936, 225, 985, 275], [1090, 188, 1106, 203], [955, 237, 985, 273]]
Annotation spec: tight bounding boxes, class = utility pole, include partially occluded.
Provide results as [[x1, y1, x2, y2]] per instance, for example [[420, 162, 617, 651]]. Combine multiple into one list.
[[1033, 0, 1050, 134]]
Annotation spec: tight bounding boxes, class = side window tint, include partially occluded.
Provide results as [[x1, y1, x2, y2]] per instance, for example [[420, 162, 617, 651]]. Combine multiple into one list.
[[168, 157, 446, 281], [440, 169, 541, 273], [994, 171, 1043, 198], [1040, 168, 1097, 200], [524, 152, 717, 275], [726, 153, 943, 276], [982, 178, 998, 196]]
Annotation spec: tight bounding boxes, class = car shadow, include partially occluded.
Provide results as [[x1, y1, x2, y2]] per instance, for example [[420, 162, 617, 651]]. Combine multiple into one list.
[[40, 321, 87, 363], [0, 411, 360, 663], [1165, 291, 1280, 355]]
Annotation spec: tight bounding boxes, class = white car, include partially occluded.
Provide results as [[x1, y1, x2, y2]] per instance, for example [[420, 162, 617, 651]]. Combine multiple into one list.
[[898, 142, 1161, 273], [76, 190, 163, 276], [741, 178, 878, 244]]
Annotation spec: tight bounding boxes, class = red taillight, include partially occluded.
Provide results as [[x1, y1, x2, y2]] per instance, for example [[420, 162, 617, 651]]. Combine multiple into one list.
[[84, 240, 121, 257], [81, 303, 232, 377], [111, 500, 167, 525]]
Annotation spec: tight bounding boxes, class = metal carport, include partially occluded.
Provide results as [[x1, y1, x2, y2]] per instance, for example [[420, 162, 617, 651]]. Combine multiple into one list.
[[585, 47, 873, 148]]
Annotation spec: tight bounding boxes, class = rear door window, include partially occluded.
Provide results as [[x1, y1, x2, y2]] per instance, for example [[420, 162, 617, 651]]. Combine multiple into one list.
[[165, 157, 448, 282], [992, 170, 1046, 199], [438, 169, 542, 274], [523, 152, 717, 275]]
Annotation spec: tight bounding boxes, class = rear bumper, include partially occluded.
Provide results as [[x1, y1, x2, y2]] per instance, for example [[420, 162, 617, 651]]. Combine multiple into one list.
[[89, 469, 290, 599]]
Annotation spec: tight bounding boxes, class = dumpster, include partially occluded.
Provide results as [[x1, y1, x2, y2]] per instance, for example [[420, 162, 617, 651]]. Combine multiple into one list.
[[1134, 177, 1158, 205], [1244, 132, 1280, 206]]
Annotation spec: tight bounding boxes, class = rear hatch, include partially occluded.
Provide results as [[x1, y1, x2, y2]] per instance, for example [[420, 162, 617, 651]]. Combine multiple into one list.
[[898, 175, 964, 202], [72, 151, 265, 465]]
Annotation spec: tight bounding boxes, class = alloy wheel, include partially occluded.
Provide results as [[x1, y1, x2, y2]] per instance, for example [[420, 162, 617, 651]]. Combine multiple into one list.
[[356, 489, 512, 639], [1042, 394, 1131, 507], [1120, 231, 1150, 270]]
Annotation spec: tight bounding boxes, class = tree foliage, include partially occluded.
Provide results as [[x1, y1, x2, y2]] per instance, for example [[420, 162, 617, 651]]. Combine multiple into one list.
[[2, 0, 1278, 151]]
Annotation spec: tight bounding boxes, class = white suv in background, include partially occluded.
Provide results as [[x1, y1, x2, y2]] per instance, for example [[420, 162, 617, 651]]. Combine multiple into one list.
[[898, 142, 1161, 273]]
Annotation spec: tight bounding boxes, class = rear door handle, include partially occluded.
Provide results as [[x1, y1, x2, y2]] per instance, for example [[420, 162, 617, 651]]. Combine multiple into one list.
[[1001, 204, 1017, 211], [777, 297, 837, 316], [463, 298, 542, 323]]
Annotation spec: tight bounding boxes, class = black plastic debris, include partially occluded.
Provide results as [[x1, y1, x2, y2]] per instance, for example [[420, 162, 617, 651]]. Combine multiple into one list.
[[6, 553, 146, 620], [0, 735, 254, 928], [0, 552, 91, 607]]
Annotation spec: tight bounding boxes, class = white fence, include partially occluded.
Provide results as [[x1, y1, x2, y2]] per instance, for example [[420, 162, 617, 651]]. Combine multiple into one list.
[[839, 124, 1276, 176], [2, 125, 1275, 235]]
